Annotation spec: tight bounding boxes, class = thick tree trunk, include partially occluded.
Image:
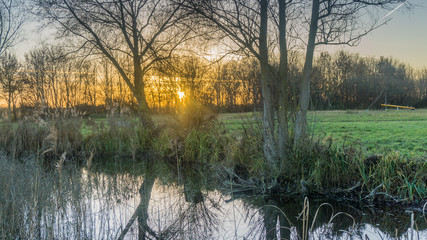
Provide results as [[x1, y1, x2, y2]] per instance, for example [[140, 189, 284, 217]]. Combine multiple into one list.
[[135, 82, 154, 129], [277, 0, 289, 162], [294, 0, 319, 145], [260, 0, 277, 168], [134, 62, 154, 129]]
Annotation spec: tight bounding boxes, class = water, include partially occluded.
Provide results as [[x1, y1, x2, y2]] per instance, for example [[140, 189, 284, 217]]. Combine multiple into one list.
[[72, 161, 427, 240], [2, 158, 426, 239]]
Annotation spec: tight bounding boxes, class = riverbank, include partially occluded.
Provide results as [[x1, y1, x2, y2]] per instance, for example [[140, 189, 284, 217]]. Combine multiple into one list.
[[0, 110, 426, 204]]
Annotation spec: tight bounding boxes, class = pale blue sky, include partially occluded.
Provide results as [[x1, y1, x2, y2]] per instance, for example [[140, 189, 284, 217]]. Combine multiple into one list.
[[324, 0, 427, 70]]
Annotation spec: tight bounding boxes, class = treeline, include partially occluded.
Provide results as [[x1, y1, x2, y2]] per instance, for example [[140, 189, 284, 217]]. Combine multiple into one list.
[[0, 47, 264, 118], [1, 48, 426, 119], [312, 51, 427, 109], [0, 46, 139, 119]]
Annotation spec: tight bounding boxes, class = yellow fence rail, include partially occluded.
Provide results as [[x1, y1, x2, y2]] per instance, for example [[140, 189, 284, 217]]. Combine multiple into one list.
[[381, 104, 415, 110]]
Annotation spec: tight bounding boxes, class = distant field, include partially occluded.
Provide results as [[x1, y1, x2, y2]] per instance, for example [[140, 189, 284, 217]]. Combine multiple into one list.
[[218, 109, 427, 158]]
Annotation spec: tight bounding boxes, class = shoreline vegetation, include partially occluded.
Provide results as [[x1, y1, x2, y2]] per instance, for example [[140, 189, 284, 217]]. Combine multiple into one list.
[[1, 106, 426, 239], [1, 107, 426, 206]]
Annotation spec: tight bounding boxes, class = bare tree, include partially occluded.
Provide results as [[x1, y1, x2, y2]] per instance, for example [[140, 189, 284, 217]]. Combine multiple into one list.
[[0, 52, 23, 120], [35, 0, 193, 127], [0, 0, 26, 56], [25, 47, 49, 112], [175, 55, 207, 101]]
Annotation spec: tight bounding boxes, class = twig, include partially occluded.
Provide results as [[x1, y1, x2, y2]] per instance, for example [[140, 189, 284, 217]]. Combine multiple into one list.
[[363, 183, 384, 200]]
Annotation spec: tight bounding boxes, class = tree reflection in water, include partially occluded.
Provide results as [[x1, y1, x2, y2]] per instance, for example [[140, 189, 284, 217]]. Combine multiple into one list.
[[4, 157, 425, 239], [112, 158, 426, 240], [118, 161, 223, 240]]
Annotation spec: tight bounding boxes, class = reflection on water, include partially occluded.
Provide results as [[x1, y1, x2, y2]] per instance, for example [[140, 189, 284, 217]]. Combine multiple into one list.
[[82, 159, 427, 240], [4, 158, 426, 239]]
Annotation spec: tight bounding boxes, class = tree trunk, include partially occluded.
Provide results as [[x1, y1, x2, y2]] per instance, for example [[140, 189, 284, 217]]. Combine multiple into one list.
[[134, 64, 154, 129], [277, 0, 289, 162], [7, 90, 12, 121], [12, 98, 17, 121], [260, 0, 277, 168], [294, 0, 319, 145]]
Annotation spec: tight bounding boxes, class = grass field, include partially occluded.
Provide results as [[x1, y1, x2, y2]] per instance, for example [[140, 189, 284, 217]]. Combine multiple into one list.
[[218, 109, 427, 158], [4, 109, 424, 158]]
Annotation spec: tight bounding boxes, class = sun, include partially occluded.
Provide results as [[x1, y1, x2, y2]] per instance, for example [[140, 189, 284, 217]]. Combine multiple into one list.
[[178, 91, 185, 100]]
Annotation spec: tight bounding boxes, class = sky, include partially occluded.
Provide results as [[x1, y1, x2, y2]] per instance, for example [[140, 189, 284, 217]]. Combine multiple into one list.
[[321, 0, 427, 70], [12, 0, 427, 70]]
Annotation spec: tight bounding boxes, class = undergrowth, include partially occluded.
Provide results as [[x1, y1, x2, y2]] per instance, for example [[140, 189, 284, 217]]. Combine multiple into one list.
[[0, 118, 84, 162], [0, 107, 425, 203], [84, 116, 152, 157], [232, 117, 426, 202], [159, 102, 232, 165]]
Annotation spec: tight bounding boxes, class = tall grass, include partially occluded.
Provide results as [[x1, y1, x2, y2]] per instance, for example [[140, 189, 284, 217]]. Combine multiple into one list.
[[232, 116, 426, 201], [0, 120, 48, 158], [159, 102, 233, 165], [0, 114, 155, 163], [359, 152, 427, 202], [0, 118, 84, 161], [84, 116, 153, 158]]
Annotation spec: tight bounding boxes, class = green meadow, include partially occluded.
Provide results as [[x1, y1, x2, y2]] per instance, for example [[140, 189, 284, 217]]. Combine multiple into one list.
[[218, 109, 427, 158], [55, 108, 427, 158]]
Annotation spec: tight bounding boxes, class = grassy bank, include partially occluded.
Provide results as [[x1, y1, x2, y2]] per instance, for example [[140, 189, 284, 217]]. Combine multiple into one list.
[[219, 109, 427, 158], [0, 109, 426, 203]]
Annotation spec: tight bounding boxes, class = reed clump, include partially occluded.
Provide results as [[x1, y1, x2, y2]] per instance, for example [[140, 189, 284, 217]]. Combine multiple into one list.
[[161, 102, 232, 165], [359, 152, 427, 202], [0, 119, 48, 158], [0, 118, 84, 162], [233, 120, 265, 178], [291, 139, 361, 191], [233, 119, 426, 202], [84, 116, 153, 157]]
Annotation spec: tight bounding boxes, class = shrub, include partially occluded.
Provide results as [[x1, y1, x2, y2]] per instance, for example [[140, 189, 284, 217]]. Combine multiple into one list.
[[84, 116, 153, 157], [359, 152, 427, 201], [182, 124, 230, 164], [233, 121, 265, 178]]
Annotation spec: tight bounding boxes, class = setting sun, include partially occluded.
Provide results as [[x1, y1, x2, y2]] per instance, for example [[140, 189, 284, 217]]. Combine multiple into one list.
[[178, 91, 185, 100]]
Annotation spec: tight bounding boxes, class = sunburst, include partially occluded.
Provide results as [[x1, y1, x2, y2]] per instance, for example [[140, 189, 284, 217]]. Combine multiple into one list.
[[178, 91, 185, 100]]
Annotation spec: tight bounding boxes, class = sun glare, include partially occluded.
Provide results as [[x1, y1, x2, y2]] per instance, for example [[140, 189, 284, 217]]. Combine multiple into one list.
[[178, 91, 185, 100]]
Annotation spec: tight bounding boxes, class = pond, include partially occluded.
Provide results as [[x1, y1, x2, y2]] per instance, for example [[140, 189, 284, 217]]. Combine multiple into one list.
[[1, 157, 426, 239]]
